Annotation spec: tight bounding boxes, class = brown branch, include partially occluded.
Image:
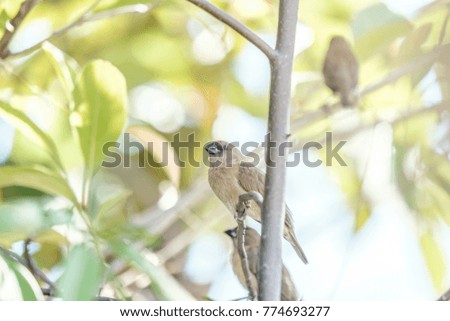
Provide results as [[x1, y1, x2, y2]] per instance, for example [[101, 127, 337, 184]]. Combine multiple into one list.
[[24, 238, 37, 276], [238, 191, 264, 209], [0, 243, 56, 296], [0, 245, 26, 264], [133, 180, 212, 233], [185, 0, 276, 61], [235, 192, 263, 301], [5, 1, 161, 58], [359, 44, 450, 97], [437, 288, 450, 301], [23, 239, 56, 295], [93, 296, 118, 301], [258, 0, 299, 301], [0, 0, 40, 58], [291, 101, 447, 153], [438, 6, 450, 46]]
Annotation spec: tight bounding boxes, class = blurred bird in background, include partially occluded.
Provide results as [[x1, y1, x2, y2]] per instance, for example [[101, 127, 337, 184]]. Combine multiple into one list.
[[225, 227, 298, 301], [205, 140, 308, 264], [322, 36, 359, 107]]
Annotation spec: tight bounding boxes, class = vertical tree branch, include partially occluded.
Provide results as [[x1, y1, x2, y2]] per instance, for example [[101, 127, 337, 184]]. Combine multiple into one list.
[[0, 0, 40, 58], [259, 0, 299, 301], [185, 0, 299, 300], [236, 192, 264, 300], [236, 214, 256, 300]]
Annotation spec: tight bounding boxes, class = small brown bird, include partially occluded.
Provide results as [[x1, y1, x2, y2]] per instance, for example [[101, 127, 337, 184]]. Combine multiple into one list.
[[205, 140, 308, 264], [225, 227, 298, 301], [322, 36, 359, 107]]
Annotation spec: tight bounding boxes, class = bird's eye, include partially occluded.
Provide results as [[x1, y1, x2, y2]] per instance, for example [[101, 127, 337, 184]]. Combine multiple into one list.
[[205, 142, 222, 155]]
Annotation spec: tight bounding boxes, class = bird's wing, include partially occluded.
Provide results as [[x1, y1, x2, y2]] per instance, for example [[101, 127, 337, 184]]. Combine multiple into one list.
[[285, 205, 295, 230], [281, 265, 298, 301], [238, 163, 295, 225], [237, 164, 265, 195], [246, 246, 260, 277]]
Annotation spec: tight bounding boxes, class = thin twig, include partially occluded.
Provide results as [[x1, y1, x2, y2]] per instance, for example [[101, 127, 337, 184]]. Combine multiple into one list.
[[291, 101, 447, 153], [185, 0, 276, 61], [86, 2, 158, 22], [0, 244, 56, 295], [0, 245, 26, 264], [5, 1, 161, 58], [3, 0, 99, 58], [0, 0, 40, 58], [23, 239, 56, 295], [235, 191, 264, 301], [238, 191, 264, 209], [437, 288, 450, 301], [438, 5, 450, 46], [93, 296, 118, 301], [24, 238, 37, 277], [133, 180, 212, 233], [359, 44, 450, 97]]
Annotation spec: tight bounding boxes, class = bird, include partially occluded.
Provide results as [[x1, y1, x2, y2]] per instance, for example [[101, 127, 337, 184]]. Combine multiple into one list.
[[322, 35, 359, 107], [205, 140, 308, 264], [225, 227, 298, 301]]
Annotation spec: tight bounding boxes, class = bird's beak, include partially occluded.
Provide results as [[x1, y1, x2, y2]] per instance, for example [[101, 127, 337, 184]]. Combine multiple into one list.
[[204, 142, 220, 155], [224, 228, 237, 238]]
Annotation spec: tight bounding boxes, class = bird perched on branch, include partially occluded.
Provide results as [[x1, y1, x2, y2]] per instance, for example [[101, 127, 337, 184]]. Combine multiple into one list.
[[205, 140, 308, 264], [225, 227, 298, 301], [322, 36, 359, 107]]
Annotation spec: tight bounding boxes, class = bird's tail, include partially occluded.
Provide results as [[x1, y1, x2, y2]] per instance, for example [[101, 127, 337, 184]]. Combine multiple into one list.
[[340, 90, 357, 107], [286, 231, 309, 264]]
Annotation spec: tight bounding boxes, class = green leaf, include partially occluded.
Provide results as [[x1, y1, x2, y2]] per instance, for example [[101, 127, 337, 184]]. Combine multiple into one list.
[[109, 239, 195, 300], [326, 156, 372, 231], [352, 3, 412, 60], [57, 244, 103, 300], [0, 197, 72, 245], [72, 60, 128, 175], [397, 23, 434, 87], [42, 42, 79, 104], [7, 260, 44, 301], [399, 23, 432, 59], [126, 125, 181, 187], [0, 251, 44, 300], [89, 171, 131, 233], [0, 199, 44, 241], [420, 231, 446, 292], [33, 242, 63, 270], [1, 230, 68, 270], [0, 166, 78, 206], [0, 10, 9, 33], [424, 156, 450, 225], [0, 254, 23, 300], [394, 146, 417, 210], [0, 101, 64, 169]]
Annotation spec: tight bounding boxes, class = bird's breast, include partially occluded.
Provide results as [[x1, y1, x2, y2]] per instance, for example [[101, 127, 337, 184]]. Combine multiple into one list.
[[208, 166, 244, 213]]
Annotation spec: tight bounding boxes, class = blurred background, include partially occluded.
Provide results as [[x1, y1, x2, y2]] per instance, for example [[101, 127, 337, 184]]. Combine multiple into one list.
[[0, 0, 449, 300]]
